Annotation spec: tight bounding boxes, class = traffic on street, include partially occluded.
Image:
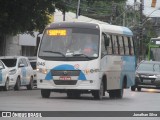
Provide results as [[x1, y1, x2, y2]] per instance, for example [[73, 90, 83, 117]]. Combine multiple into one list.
[[0, 0, 160, 119]]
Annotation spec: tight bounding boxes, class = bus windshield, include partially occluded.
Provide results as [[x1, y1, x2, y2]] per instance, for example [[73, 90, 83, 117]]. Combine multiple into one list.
[[150, 48, 160, 61], [38, 28, 99, 61], [147, 38, 160, 61]]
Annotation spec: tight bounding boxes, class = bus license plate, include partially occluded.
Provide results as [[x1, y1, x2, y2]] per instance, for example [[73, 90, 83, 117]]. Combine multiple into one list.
[[59, 76, 71, 80]]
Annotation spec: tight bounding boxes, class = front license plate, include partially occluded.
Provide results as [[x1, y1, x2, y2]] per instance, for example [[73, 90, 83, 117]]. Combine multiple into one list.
[[143, 79, 151, 83], [59, 76, 71, 80]]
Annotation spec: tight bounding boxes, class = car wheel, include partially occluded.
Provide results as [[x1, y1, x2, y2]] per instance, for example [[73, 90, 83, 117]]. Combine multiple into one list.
[[92, 81, 104, 100], [3, 78, 9, 91], [27, 77, 33, 90], [137, 87, 141, 91], [41, 89, 51, 98], [131, 86, 136, 91], [14, 77, 21, 91]]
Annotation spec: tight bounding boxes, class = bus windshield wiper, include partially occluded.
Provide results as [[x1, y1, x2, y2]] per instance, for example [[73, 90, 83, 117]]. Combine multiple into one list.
[[43, 50, 66, 57], [73, 53, 92, 60]]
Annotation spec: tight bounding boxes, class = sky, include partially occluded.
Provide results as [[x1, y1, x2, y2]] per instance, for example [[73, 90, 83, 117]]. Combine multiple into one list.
[[126, 0, 160, 17]]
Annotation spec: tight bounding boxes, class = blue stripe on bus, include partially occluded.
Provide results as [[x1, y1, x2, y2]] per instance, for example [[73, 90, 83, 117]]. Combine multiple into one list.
[[120, 56, 136, 88], [122, 27, 133, 36], [45, 64, 86, 80]]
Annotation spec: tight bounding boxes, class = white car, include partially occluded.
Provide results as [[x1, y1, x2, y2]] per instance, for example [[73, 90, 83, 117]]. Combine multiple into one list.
[[0, 56, 34, 90], [29, 59, 37, 87], [0, 60, 10, 91]]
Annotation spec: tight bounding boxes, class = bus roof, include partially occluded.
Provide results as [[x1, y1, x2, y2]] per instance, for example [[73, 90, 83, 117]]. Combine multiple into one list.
[[47, 21, 133, 36], [99, 24, 133, 36]]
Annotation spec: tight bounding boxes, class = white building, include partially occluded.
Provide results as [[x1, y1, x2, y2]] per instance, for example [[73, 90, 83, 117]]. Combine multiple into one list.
[[1, 10, 107, 56]]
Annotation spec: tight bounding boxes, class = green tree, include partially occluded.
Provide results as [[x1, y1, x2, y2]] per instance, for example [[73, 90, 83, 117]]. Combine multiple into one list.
[[0, 0, 71, 35], [0, 0, 127, 35]]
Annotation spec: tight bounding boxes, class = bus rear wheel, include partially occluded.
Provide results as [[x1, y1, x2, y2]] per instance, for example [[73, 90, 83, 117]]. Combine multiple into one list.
[[41, 89, 51, 98], [109, 89, 123, 99]]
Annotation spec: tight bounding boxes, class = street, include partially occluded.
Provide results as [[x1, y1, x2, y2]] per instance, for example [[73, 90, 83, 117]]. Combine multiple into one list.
[[0, 88, 160, 111], [0, 88, 160, 120]]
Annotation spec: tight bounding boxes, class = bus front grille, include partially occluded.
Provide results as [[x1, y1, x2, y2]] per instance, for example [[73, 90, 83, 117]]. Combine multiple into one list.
[[54, 80, 77, 85], [51, 70, 80, 76]]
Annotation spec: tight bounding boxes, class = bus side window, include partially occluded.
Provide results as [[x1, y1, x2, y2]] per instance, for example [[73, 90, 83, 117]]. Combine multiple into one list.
[[118, 36, 124, 55], [112, 35, 119, 55], [130, 37, 135, 55], [105, 34, 112, 54], [101, 33, 107, 57], [128, 37, 133, 55], [124, 36, 129, 55]]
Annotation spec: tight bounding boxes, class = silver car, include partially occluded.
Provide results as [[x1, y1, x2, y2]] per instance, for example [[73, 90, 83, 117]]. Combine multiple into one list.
[[131, 60, 160, 91]]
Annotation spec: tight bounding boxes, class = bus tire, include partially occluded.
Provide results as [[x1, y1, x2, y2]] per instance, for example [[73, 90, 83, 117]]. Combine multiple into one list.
[[27, 77, 33, 90], [109, 90, 116, 99], [115, 89, 124, 98], [92, 81, 104, 100], [3, 78, 9, 91], [14, 77, 21, 91], [67, 91, 81, 99], [41, 89, 51, 98]]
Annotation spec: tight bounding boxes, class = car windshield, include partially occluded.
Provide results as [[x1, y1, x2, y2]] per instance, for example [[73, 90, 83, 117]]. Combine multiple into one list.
[[137, 63, 160, 72], [1, 59, 17, 67], [38, 28, 99, 61]]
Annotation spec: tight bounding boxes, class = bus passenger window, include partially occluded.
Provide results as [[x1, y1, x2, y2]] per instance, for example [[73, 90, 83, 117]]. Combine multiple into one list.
[[124, 37, 129, 55], [118, 36, 124, 55], [101, 33, 107, 56], [112, 35, 119, 55], [106, 35, 112, 54], [129, 37, 134, 55]]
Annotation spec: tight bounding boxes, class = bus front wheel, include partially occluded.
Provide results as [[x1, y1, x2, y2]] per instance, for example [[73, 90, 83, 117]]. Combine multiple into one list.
[[92, 81, 104, 100], [41, 89, 51, 98]]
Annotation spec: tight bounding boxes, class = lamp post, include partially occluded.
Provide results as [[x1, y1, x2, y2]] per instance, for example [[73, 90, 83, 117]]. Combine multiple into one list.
[[76, 0, 81, 19]]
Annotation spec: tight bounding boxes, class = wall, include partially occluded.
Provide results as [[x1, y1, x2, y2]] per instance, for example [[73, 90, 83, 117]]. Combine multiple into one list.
[[5, 35, 21, 56]]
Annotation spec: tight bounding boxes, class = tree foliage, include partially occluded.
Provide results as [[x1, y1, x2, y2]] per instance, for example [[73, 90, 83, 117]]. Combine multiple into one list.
[[0, 0, 127, 35]]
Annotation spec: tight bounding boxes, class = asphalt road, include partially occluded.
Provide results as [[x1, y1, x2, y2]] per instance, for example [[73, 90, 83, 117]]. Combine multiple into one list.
[[0, 87, 160, 120]]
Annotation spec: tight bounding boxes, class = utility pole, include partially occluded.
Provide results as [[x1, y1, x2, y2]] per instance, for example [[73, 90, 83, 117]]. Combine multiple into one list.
[[139, 0, 144, 61], [76, 0, 81, 19]]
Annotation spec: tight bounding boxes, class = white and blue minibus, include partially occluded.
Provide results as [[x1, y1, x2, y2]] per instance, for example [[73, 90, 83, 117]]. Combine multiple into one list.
[[37, 21, 136, 100]]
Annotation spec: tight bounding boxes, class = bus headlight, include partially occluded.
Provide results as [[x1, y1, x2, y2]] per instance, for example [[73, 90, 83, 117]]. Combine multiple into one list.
[[37, 68, 48, 74]]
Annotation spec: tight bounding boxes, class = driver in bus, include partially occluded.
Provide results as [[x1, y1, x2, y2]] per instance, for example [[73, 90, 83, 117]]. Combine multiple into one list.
[[82, 36, 98, 56]]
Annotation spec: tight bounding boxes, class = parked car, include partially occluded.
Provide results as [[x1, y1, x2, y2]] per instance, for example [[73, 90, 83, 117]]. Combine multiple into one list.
[[0, 56, 34, 90], [29, 59, 37, 87], [131, 60, 160, 91], [0, 60, 10, 91]]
